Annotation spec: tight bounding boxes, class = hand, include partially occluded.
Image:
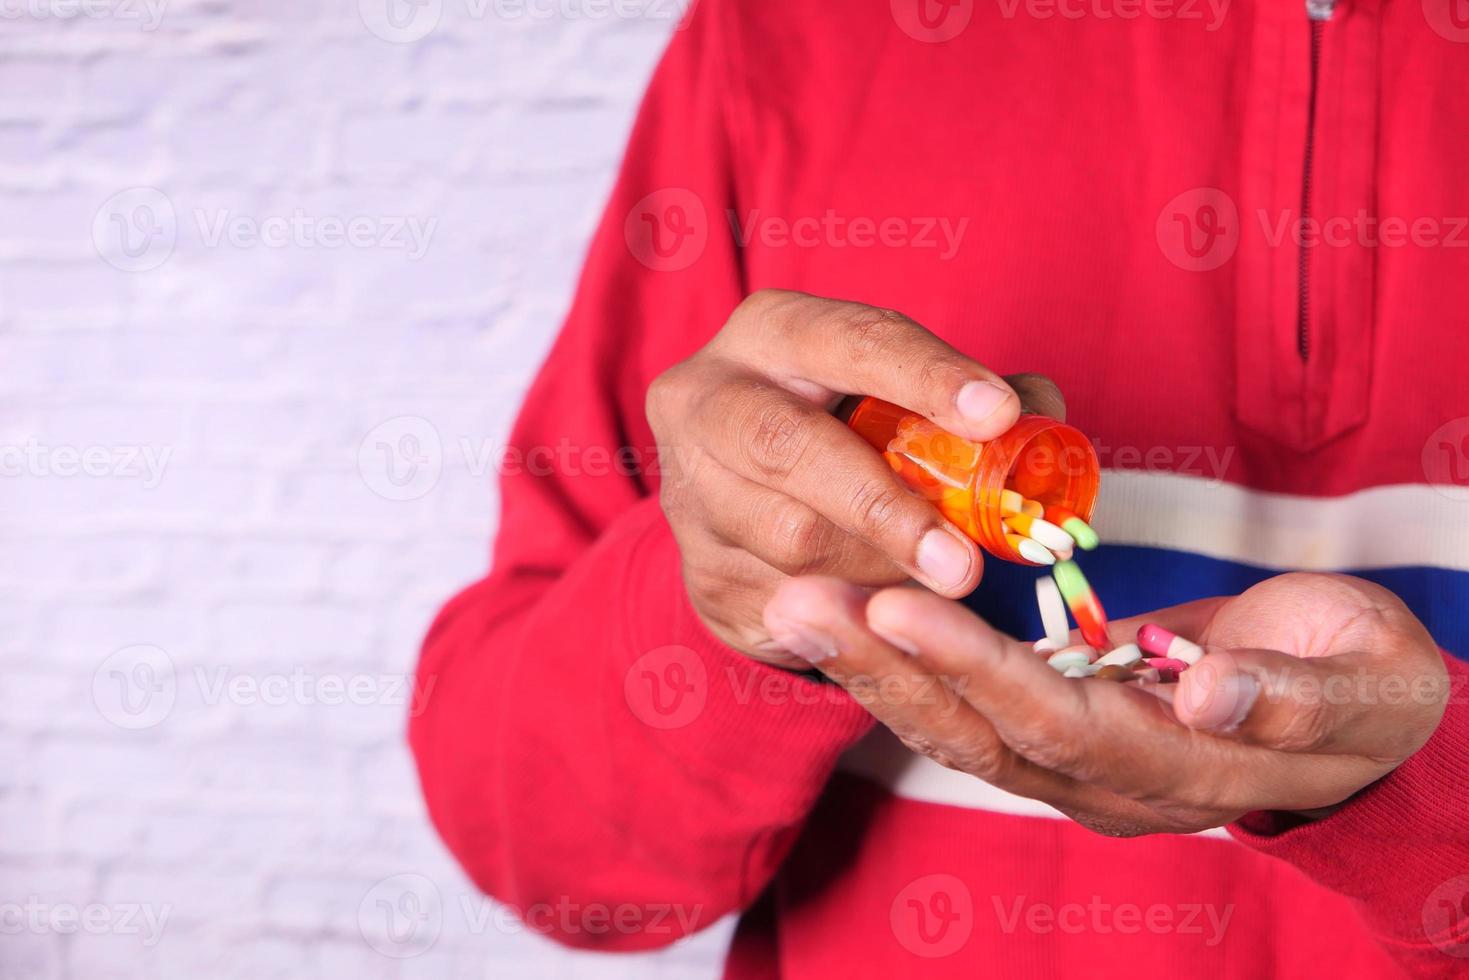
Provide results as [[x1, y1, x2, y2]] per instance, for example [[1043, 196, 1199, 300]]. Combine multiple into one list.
[[763, 572, 1450, 835], [646, 289, 1065, 665]]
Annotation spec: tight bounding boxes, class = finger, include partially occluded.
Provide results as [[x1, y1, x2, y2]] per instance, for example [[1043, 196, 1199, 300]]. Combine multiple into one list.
[[1004, 372, 1067, 422], [741, 291, 1022, 442], [691, 465, 907, 586], [762, 577, 1100, 807], [686, 372, 983, 596], [863, 586, 1264, 804], [1173, 647, 1445, 761]]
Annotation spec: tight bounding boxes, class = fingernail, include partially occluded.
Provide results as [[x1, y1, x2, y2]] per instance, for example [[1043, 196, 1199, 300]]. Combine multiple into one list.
[[956, 380, 1013, 425], [766, 618, 839, 665], [1187, 671, 1260, 732], [917, 528, 973, 592]]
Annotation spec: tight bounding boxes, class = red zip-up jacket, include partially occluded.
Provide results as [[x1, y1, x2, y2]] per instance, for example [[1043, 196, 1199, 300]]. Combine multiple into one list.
[[410, 1, 1469, 975]]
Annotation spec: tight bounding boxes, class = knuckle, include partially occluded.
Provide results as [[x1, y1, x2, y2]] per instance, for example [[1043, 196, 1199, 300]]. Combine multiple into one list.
[[645, 364, 691, 427], [741, 396, 818, 479], [847, 478, 912, 538], [765, 504, 840, 575], [1273, 694, 1333, 752], [838, 306, 909, 365]]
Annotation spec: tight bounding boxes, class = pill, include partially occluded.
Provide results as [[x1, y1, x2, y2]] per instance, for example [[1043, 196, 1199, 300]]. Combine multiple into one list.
[[1051, 560, 1111, 651], [1095, 665, 1134, 681], [1137, 623, 1205, 665], [1145, 658, 1186, 682], [1095, 643, 1141, 667], [1035, 577, 1070, 649], [1056, 644, 1097, 662], [1003, 513, 1076, 555], [1043, 505, 1100, 551], [1144, 657, 1189, 672], [1047, 648, 1093, 672], [1033, 637, 1059, 654], [1007, 534, 1056, 565], [1131, 667, 1161, 683], [1000, 489, 1027, 515], [1021, 497, 1045, 518], [1063, 664, 1101, 679]]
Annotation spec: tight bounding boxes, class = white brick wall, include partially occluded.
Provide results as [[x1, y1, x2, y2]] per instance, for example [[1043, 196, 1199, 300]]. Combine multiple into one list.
[[0, 2, 732, 976]]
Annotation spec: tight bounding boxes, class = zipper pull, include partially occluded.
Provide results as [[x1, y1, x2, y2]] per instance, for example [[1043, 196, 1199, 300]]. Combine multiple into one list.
[[1306, 0, 1335, 20]]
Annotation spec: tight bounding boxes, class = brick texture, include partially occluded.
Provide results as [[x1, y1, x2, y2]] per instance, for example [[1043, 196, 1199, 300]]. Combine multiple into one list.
[[0, 1, 731, 976]]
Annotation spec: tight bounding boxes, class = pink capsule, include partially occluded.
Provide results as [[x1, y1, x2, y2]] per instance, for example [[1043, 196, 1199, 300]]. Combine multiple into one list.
[[1137, 623, 1205, 665]]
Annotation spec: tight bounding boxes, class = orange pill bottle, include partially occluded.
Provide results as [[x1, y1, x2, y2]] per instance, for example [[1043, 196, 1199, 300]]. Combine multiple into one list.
[[843, 396, 1101, 567]]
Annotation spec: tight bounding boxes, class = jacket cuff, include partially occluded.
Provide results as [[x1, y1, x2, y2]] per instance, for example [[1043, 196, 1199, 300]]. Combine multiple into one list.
[[1229, 652, 1469, 956]]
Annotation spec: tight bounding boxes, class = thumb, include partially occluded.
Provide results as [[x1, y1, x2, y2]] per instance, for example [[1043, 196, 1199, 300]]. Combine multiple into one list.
[[1173, 647, 1406, 757]]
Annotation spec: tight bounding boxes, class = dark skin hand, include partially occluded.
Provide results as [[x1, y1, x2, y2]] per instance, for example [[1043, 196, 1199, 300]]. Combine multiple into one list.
[[647, 288, 1065, 666], [764, 572, 1450, 834]]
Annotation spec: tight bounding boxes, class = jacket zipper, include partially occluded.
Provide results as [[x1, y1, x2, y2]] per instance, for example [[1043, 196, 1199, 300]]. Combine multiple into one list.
[[1297, 0, 1335, 361]]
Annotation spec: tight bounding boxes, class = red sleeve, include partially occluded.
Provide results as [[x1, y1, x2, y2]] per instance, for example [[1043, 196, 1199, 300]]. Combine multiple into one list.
[[408, 2, 874, 952], [1229, 652, 1469, 974]]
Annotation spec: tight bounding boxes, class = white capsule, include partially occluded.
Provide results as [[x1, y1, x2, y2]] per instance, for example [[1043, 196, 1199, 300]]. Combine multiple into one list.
[[1096, 643, 1142, 668], [1033, 637, 1059, 655], [1016, 537, 1056, 566], [1047, 648, 1092, 672], [1035, 577, 1070, 650], [1063, 664, 1101, 679], [1026, 518, 1077, 555]]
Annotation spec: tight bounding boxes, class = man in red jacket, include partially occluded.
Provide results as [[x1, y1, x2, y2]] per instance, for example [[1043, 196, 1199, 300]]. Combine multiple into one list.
[[410, 0, 1469, 975]]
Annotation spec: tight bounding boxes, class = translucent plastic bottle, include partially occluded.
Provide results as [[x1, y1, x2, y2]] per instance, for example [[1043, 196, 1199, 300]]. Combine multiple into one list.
[[844, 396, 1100, 566]]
